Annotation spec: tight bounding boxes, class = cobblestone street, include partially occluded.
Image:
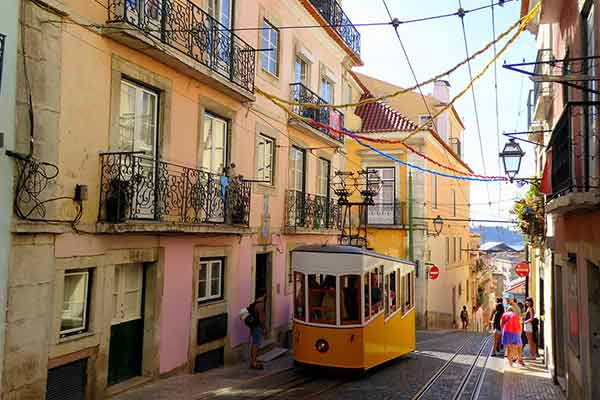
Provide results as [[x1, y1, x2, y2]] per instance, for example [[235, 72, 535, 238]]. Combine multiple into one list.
[[112, 330, 565, 400]]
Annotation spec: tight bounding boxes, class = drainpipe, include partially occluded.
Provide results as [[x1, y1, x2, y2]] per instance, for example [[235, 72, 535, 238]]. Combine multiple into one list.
[[408, 171, 414, 262]]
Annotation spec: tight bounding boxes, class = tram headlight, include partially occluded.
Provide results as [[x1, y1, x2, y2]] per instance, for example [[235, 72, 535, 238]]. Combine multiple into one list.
[[315, 339, 329, 353]]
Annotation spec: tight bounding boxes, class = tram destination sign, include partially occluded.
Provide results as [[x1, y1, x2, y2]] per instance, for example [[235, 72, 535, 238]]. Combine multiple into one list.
[[429, 265, 440, 280], [515, 262, 530, 277]]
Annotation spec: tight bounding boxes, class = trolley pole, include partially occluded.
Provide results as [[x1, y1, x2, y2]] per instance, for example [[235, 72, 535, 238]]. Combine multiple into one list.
[[408, 171, 414, 262]]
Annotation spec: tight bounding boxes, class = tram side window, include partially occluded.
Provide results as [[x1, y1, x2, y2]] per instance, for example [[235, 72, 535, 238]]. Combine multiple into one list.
[[389, 270, 397, 313], [294, 272, 306, 321], [340, 275, 360, 325], [364, 272, 370, 321], [400, 272, 406, 313], [370, 267, 383, 317], [405, 272, 414, 310], [409, 271, 415, 309], [384, 274, 389, 316], [308, 274, 336, 325]]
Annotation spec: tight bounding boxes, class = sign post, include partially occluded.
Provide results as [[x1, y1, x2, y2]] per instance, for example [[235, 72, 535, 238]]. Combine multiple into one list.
[[429, 265, 440, 280]]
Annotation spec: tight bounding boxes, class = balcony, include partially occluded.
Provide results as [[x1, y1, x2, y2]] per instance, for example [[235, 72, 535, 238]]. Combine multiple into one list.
[[285, 190, 341, 232], [289, 83, 344, 145], [106, 0, 256, 99], [307, 0, 361, 60], [98, 152, 251, 231], [546, 102, 600, 213], [366, 201, 407, 227]]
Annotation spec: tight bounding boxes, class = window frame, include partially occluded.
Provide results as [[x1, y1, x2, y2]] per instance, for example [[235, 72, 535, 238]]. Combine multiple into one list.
[[289, 146, 306, 193], [60, 269, 93, 337], [293, 271, 306, 321], [340, 274, 361, 326], [320, 76, 334, 103], [256, 133, 275, 185], [202, 112, 230, 174], [316, 157, 331, 198], [294, 55, 310, 86], [445, 237, 450, 263], [197, 257, 225, 304], [261, 19, 279, 76]]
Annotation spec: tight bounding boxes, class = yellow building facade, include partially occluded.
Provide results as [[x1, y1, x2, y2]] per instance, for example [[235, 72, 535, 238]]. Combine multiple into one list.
[[347, 73, 474, 328]]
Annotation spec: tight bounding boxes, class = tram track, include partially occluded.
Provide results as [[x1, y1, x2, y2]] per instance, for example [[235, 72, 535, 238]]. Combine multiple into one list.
[[411, 334, 493, 400]]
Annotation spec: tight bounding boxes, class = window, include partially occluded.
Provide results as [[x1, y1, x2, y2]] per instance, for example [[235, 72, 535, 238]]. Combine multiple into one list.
[[208, 0, 232, 28], [198, 258, 224, 302], [370, 267, 383, 317], [340, 275, 360, 325], [363, 272, 370, 321], [118, 80, 158, 156], [112, 264, 143, 324], [345, 82, 353, 104], [405, 271, 414, 310], [294, 56, 309, 85], [386, 270, 397, 316], [584, 2, 597, 185], [308, 274, 336, 324], [256, 134, 274, 184], [445, 237, 450, 263], [368, 167, 395, 224], [451, 189, 456, 216], [459, 237, 462, 261], [61, 270, 91, 336], [320, 77, 333, 103], [202, 113, 228, 174], [261, 20, 279, 76], [294, 272, 306, 321], [317, 158, 330, 197], [453, 237, 457, 263], [289, 146, 305, 192], [432, 175, 438, 209]]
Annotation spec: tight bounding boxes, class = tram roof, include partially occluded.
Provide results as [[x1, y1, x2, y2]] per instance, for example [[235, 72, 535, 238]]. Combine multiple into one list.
[[292, 245, 414, 265]]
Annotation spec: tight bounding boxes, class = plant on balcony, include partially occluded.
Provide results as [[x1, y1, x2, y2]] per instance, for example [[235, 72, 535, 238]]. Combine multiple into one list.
[[512, 184, 545, 245]]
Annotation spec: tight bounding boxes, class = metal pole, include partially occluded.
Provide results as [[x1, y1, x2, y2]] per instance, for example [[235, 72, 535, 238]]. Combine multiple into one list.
[[408, 171, 414, 262], [525, 245, 530, 298]]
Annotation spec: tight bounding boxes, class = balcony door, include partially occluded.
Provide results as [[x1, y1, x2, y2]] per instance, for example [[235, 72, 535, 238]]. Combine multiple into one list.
[[288, 147, 306, 226], [368, 167, 395, 224], [207, 0, 233, 76], [316, 158, 330, 228], [119, 79, 159, 219], [201, 113, 228, 222]]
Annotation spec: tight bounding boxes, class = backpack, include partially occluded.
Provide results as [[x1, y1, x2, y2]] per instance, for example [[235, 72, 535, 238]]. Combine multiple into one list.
[[244, 301, 260, 329]]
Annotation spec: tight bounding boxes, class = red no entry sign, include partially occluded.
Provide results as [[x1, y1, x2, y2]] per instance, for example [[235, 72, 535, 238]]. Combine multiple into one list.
[[515, 262, 530, 277], [429, 265, 440, 280]]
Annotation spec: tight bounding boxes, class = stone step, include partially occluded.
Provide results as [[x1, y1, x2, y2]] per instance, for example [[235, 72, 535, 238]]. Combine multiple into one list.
[[257, 347, 288, 363]]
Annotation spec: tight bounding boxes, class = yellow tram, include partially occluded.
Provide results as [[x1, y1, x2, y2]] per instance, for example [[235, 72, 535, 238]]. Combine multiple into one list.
[[292, 245, 416, 370]]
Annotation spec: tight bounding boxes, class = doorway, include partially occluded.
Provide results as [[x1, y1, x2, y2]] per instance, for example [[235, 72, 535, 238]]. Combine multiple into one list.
[[452, 286, 457, 328], [553, 263, 566, 384], [255, 253, 272, 333], [108, 264, 145, 385], [588, 262, 600, 398]]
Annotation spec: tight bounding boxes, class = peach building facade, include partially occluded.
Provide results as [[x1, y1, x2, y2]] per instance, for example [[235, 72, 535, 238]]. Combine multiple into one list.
[[4, 0, 361, 398]]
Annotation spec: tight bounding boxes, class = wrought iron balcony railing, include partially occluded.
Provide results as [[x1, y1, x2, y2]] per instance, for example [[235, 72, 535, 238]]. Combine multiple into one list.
[[366, 201, 406, 226], [308, 0, 361, 58], [289, 83, 344, 143], [285, 190, 341, 231], [107, 0, 256, 92], [99, 152, 251, 226], [548, 101, 600, 200]]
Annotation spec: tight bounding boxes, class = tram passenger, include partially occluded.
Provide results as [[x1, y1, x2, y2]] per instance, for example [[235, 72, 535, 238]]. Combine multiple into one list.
[[341, 277, 360, 323], [371, 273, 382, 316]]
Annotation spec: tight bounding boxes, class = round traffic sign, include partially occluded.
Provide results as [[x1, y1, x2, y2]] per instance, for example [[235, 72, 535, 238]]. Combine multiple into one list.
[[429, 265, 440, 280], [515, 262, 530, 277]]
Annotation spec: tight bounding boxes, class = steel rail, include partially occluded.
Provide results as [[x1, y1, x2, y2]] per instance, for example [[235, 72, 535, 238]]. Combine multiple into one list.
[[410, 335, 475, 400], [452, 335, 493, 400]]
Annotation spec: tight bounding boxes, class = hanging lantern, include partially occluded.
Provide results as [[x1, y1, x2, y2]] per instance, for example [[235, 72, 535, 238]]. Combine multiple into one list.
[[499, 139, 525, 181]]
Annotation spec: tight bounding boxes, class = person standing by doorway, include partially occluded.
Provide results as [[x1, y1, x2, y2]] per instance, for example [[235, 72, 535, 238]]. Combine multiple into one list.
[[524, 297, 537, 359], [460, 305, 469, 330], [248, 294, 266, 370], [491, 298, 504, 356]]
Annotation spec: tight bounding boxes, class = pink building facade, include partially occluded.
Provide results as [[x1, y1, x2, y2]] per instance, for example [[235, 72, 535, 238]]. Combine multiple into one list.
[[3, 0, 363, 398]]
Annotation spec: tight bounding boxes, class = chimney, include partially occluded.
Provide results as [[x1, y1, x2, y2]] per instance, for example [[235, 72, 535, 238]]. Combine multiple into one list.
[[433, 80, 450, 103]]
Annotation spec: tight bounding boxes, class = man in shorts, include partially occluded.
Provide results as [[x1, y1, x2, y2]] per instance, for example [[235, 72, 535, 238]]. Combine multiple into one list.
[[249, 294, 266, 370]]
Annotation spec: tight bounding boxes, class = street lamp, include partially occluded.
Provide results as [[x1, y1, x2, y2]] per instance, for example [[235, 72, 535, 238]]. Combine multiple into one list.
[[499, 139, 525, 182], [433, 215, 444, 236]]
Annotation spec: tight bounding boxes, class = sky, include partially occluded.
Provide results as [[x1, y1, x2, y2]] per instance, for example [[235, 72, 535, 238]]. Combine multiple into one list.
[[342, 0, 537, 226]]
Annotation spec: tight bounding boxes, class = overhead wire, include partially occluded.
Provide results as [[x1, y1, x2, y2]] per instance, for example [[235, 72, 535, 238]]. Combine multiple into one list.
[[491, 0, 503, 216]]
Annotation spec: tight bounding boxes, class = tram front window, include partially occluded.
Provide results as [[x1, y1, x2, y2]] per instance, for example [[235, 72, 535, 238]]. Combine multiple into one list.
[[308, 274, 336, 324], [294, 272, 306, 321], [340, 275, 360, 325], [370, 267, 383, 316]]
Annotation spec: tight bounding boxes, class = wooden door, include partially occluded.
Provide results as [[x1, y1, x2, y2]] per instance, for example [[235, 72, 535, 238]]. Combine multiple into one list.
[[108, 264, 144, 385]]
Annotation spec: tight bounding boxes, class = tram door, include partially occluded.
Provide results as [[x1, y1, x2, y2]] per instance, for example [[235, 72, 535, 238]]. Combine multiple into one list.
[[255, 253, 272, 334]]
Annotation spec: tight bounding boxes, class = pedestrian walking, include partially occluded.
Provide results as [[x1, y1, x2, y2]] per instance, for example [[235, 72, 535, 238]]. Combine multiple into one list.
[[475, 306, 484, 332], [491, 297, 504, 356], [501, 305, 523, 368], [524, 297, 537, 359], [504, 294, 524, 365], [460, 305, 469, 330]]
